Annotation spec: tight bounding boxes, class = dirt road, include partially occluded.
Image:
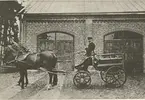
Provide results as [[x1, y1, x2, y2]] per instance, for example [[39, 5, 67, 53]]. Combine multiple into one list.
[[29, 71, 145, 99], [1, 70, 145, 99]]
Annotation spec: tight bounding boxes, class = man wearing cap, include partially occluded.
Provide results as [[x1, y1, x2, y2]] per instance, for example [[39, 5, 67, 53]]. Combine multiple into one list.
[[85, 37, 95, 57], [75, 37, 96, 71], [81, 37, 96, 70]]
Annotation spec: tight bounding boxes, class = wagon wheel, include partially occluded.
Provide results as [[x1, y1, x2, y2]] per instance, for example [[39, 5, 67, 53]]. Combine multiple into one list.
[[73, 70, 91, 88], [105, 66, 127, 88], [100, 71, 107, 82]]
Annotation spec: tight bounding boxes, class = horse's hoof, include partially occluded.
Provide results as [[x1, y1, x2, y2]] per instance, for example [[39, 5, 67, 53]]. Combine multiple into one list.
[[47, 87, 52, 90], [25, 83, 28, 87], [16, 83, 20, 86], [52, 84, 57, 87], [47, 84, 52, 90], [21, 87, 24, 89], [47, 88, 51, 90]]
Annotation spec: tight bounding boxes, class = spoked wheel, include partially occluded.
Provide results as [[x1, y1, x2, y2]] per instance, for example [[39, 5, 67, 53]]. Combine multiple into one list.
[[100, 71, 107, 82], [73, 70, 91, 88], [105, 66, 127, 88]]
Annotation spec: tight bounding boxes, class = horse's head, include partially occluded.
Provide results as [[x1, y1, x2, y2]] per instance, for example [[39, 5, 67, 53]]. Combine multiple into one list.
[[3, 45, 18, 64]]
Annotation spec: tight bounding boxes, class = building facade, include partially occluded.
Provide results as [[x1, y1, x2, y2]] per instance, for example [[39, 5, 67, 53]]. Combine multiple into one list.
[[20, 0, 145, 72]]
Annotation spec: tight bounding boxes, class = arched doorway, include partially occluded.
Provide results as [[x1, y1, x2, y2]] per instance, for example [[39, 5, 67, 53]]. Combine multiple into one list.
[[37, 31, 74, 71], [104, 31, 143, 74]]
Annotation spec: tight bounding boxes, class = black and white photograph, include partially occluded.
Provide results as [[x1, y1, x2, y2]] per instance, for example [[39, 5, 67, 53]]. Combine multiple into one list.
[[0, 0, 145, 99]]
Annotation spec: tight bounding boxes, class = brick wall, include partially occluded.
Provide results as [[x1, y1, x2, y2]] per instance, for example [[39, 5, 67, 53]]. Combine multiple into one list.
[[22, 19, 86, 67], [92, 20, 145, 53], [21, 15, 145, 71]]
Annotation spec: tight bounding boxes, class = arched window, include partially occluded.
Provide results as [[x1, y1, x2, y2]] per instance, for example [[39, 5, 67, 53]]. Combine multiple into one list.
[[37, 31, 74, 62], [104, 31, 143, 73]]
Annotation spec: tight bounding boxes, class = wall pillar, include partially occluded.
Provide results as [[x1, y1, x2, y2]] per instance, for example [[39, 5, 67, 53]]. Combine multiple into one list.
[[85, 18, 93, 46], [143, 36, 145, 73], [20, 20, 26, 44]]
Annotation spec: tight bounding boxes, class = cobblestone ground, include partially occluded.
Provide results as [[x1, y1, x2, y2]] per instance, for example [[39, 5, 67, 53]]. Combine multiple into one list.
[[59, 71, 145, 99], [0, 69, 44, 93], [0, 72, 19, 92], [29, 71, 145, 99], [1, 69, 145, 99]]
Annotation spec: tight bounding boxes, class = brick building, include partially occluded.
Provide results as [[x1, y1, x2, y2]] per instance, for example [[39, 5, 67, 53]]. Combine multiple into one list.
[[20, 0, 145, 72]]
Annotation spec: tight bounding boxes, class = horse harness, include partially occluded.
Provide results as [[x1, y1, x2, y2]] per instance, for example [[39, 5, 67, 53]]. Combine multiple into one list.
[[16, 53, 39, 67], [16, 52, 57, 68]]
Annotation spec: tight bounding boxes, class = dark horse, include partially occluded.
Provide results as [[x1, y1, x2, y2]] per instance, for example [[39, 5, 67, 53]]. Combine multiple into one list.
[[3, 45, 58, 89]]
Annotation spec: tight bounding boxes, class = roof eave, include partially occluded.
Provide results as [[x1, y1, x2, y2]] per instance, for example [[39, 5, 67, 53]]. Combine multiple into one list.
[[24, 11, 145, 16]]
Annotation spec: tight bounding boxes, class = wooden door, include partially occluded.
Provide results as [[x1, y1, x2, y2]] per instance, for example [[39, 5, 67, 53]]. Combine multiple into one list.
[[104, 31, 143, 74], [37, 32, 74, 71]]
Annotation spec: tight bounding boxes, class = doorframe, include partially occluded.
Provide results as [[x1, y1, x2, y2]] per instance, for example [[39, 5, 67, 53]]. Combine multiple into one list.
[[37, 31, 75, 65], [103, 31, 143, 53], [103, 30, 144, 73]]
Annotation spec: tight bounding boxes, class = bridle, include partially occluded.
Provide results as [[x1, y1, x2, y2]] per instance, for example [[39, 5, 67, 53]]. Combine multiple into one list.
[[4, 45, 22, 65]]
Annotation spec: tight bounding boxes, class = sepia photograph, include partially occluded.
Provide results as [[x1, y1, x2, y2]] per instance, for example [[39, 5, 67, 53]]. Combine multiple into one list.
[[0, 0, 145, 99]]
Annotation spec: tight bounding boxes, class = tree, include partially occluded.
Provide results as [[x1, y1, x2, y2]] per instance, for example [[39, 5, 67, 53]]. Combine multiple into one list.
[[0, 1, 23, 45], [0, 1, 23, 65]]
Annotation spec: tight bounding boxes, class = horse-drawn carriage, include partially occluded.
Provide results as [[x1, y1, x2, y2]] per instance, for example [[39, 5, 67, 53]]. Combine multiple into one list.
[[73, 53, 127, 88], [3, 37, 127, 89]]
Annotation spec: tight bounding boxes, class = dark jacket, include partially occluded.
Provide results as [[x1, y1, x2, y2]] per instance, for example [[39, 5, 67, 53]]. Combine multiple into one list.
[[85, 42, 95, 56]]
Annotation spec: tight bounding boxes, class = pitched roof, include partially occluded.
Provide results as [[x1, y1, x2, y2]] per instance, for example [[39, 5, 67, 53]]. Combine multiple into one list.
[[24, 0, 145, 14]]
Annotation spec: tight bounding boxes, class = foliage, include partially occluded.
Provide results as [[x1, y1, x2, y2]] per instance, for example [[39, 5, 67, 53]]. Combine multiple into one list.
[[0, 1, 23, 65], [0, 1, 23, 44]]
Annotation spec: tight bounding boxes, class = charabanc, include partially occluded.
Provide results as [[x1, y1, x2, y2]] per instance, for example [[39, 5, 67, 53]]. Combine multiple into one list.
[[73, 53, 127, 88]]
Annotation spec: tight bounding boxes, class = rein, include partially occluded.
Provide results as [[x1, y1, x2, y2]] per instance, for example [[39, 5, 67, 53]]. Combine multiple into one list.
[[5, 55, 18, 64], [56, 50, 86, 58], [5, 59, 16, 64]]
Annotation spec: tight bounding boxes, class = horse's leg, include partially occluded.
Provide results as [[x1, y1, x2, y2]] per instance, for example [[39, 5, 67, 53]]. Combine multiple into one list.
[[25, 70, 28, 87], [52, 74, 58, 86], [47, 73, 53, 90], [49, 73, 53, 85], [18, 69, 22, 85], [52, 57, 58, 86], [17, 68, 20, 85], [21, 70, 25, 89]]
